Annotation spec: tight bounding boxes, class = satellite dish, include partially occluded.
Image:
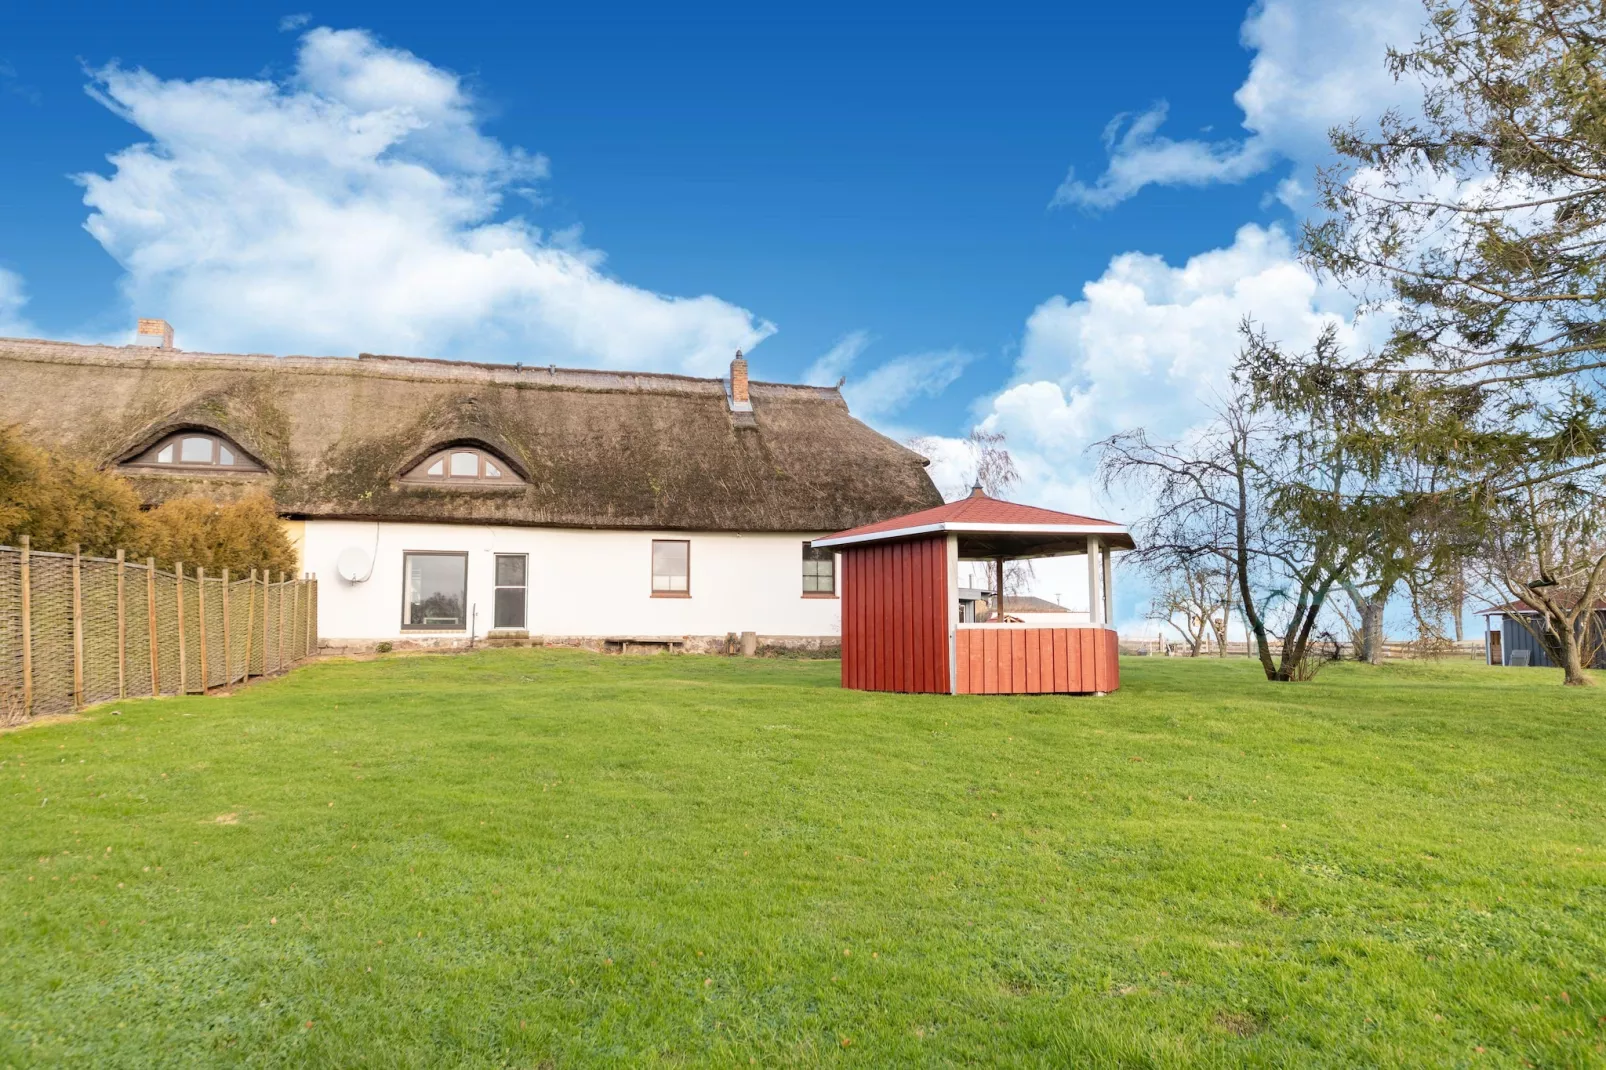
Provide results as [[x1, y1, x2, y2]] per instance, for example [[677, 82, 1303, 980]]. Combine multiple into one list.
[[336, 547, 372, 583]]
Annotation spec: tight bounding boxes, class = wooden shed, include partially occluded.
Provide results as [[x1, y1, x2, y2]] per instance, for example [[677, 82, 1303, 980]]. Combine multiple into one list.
[[1478, 602, 1606, 668], [812, 487, 1133, 695]]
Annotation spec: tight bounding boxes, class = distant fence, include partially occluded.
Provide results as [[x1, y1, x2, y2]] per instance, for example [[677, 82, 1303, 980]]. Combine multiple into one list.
[[1, 537, 318, 724], [1120, 637, 1485, 661]]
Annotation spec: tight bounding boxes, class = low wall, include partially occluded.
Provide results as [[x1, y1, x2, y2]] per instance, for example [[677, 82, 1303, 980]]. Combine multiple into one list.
[[318, 634, 842, 658]]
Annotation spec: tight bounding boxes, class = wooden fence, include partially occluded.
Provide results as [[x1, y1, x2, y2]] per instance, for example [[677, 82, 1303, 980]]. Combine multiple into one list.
[[1119, 636, 1485, 660], [1, 536, 318, 724]]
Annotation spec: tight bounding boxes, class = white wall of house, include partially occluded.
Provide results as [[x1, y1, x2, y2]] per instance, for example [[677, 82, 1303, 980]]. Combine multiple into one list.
[[1013, 611, 1088, 625], [301, 520, 842, 644]]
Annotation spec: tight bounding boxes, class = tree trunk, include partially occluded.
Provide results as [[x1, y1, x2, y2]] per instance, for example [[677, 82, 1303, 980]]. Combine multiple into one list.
[[1359, 599, 1385, 665], [1216, 569, 1234, 657], [1342, 579, 1391, 664], [1552, 619, 1593, 687]]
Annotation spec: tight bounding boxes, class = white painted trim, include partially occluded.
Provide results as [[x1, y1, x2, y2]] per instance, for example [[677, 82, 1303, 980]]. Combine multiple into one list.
[[957, 622, 1116, 631], [1086, 534, 1103, 625], [946, 533, 959, 695], [1102, 545, 1114, 625], [812, 520, 1129, 549]]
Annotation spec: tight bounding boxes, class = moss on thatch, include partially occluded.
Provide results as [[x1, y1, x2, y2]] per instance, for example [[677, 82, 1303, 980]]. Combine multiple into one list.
[[0, 339, 942, 532]]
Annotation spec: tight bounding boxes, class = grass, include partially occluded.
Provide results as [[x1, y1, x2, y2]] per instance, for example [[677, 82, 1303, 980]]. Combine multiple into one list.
[[1, 651, 1603, 1067]]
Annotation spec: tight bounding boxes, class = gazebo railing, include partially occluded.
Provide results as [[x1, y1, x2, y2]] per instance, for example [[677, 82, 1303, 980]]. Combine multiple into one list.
[[954, 621, 1117, 695]]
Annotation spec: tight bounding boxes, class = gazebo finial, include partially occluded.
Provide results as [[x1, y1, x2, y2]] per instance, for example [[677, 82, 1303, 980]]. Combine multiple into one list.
[[969, 482, 986, 498]]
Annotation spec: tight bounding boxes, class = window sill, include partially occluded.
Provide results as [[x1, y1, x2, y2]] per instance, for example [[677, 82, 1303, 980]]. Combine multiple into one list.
[[651, 591, 691, 599], [121, 465, 268, 477], [802, 592, 838, 599], [400, 627, 467, 633], [396, 480, 526, 492]]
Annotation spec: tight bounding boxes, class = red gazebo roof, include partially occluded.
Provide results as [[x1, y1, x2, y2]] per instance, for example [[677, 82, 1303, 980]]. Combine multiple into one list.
[[1479, 600, 1606, 616], [813, 487, 1133, 555]]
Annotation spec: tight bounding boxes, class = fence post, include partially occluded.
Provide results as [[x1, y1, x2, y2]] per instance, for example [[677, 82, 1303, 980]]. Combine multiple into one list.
[[222, 568, 232, 686], [147, 558, 159, 696], [244, 569, 257, 681], [262, 569, 270, 676], [175, 563, 187, 695], [305, 574, 315, 657], [197, 566, 209, 694], [291, 578, 301, 664], [277, 572, 287, 672], [72, 545, 84, 710], [116, 550, 126, 700], [19, 535, 31, 718]]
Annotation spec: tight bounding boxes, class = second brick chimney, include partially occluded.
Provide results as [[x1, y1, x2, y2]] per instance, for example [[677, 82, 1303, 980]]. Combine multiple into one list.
[[730, 349, 749, 404], [135, 318, 174, 349]]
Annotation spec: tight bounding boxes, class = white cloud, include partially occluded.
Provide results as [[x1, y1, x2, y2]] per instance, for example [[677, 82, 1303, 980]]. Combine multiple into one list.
[[803, 329, 871, 386], [279, 13, 311, 32], [994, 223, 1363, 454], [842, 348, 973, 423], [1053, 0, 1428, 209], [924, 224, 1389, 624], [0, 268, 34, 336], [1052, 102, 1274, 210], [76, 26, 774, 373]]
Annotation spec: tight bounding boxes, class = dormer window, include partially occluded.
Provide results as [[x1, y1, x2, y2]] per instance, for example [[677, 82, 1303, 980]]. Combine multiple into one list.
[[125, 432, 262, 471], [402, 447, 522, 485]]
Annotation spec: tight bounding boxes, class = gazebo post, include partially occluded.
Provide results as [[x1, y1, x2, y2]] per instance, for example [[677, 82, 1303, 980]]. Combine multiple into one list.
[[1086, 535, 1103, 624], [945, 534, 960, 694], [1103, 543, 1114, 625], [994, 557, 1006, 621]]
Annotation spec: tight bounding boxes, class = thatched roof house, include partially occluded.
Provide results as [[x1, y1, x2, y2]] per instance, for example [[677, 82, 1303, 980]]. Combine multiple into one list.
[[0, 334, 940, 532]]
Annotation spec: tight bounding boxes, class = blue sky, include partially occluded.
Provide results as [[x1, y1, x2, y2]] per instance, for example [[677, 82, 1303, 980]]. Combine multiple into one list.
[[0, 0, 1430, 629]]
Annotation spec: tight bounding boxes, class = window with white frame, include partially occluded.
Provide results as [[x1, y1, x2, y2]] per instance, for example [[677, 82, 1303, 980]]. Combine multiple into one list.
[[402, 552, 468, 630], [651, 540, 689, 595], [494, 554, 527, 629]]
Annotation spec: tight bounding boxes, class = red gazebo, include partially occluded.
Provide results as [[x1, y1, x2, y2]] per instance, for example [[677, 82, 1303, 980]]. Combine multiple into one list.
[[813, 487, 1133, 695]]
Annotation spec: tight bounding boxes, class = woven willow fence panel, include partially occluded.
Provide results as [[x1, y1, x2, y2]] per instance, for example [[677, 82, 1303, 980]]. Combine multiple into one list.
[[0, 539, 318, 724]]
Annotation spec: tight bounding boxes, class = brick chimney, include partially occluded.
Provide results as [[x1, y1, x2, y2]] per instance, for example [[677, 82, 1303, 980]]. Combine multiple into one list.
[[135, 318, 174, 349], [730, 349, 749, 404]]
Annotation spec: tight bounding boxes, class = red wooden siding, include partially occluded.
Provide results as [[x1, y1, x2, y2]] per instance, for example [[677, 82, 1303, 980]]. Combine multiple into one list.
[[840, 535, 950, 693], [954, 627, 1119, 694]]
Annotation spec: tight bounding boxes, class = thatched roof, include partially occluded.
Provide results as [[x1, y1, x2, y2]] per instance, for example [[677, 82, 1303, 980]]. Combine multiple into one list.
[[0, 336, 942, 532]]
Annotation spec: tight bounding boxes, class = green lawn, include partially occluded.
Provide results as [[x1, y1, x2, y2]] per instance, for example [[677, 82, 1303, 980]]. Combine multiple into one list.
[[1, 652, 1602, 1067]]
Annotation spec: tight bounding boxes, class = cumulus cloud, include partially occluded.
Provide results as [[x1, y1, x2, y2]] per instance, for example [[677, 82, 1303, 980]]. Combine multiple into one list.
[[993, 223, 1365, 454], [922, 225, 1388, 624], [1053, 0, 1428, 209], [76, 26, 774, 373]]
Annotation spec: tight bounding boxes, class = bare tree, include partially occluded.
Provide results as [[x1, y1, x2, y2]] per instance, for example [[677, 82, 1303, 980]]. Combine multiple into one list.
[[1146, 557, 1234, 656], [911, 429, 1036, 608], [966, 430, 1019, 500], [1099, 387, 1377, 682]]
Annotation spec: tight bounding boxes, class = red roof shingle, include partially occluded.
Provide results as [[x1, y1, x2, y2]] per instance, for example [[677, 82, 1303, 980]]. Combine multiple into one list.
[[819, 489, 1126, 544]]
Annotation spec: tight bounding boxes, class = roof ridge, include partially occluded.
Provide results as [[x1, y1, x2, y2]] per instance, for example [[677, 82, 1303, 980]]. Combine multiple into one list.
[[0, 335, 842, 399]]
